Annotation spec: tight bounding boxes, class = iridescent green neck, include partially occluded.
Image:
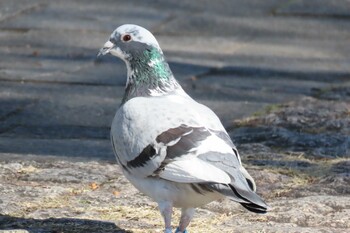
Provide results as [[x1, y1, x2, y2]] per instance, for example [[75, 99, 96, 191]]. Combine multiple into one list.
[[122, 47, 180, 103], [131, 47, 173, 84]]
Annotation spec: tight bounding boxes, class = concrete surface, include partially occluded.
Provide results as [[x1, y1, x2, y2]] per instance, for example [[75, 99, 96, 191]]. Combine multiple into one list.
[[0, 0, 349, 160]]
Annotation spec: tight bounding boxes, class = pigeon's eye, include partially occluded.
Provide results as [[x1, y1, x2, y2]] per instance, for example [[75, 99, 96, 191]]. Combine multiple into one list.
[[122, 34, 132, 42]]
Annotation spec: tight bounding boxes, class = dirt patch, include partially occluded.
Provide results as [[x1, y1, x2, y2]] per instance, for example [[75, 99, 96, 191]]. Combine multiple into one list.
[[0, 154, 348, 233]]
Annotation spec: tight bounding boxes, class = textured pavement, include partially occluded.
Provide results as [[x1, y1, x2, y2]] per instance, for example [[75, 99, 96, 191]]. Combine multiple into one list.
[[1, 0, 349, 161]]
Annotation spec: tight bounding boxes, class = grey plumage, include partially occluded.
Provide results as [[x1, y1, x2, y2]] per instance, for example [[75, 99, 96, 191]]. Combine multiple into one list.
[[99, 24, 268, 233]]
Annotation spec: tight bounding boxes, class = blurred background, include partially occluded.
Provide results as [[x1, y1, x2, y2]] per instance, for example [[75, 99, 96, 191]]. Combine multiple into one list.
[[0, 0, 349, 232], [0, 0, 349, 160]]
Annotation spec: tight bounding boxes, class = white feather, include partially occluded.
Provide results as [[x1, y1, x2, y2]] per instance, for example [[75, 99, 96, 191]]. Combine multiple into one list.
[[195, 135, 233, 155], [159, 158, 231, 184]]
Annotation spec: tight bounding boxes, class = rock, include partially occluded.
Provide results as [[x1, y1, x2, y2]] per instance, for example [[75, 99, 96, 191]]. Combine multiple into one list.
[[230, 97, 350, 158]]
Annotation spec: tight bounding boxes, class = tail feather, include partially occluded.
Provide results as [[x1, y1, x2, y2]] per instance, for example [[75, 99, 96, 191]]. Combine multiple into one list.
[[205, 183, 268, 213], [240, 202, 267, 214], [229, 184, 268, 213], [197, 152, 268, 213]]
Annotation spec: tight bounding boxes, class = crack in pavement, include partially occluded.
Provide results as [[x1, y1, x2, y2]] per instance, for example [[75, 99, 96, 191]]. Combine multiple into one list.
[[0, 2, 47, 23]]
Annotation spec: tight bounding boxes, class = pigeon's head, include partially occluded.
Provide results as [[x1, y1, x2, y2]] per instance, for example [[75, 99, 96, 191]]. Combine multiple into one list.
[[98, 24, 161, 61], [98, 24, 177, 96]]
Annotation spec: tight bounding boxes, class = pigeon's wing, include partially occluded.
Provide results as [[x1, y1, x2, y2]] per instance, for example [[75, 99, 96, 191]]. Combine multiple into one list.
[[156, 158, 231, 184], [151, 124, 234, 184], [152, 124, 267, 213], [112, 122, 232, 184], [112, 95, 267, 212], [111, 94, 231, 177], [112, 94, 249, 183]]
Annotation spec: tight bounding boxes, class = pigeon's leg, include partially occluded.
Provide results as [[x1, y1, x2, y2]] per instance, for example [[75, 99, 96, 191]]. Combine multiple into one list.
[[158, 201, 173, 233], [175, 208, 195, 233]]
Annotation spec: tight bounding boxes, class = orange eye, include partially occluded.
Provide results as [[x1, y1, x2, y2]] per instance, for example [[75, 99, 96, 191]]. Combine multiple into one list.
[[122, 34, 132, 42]]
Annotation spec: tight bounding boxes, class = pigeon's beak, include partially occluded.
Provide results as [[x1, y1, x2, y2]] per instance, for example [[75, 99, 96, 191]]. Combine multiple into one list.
[[97, 40, 115, 57]]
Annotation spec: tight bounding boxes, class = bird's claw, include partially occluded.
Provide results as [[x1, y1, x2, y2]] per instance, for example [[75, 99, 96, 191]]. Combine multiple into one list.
[[175, 227, 188, 233], [164, 228, 172, 233]]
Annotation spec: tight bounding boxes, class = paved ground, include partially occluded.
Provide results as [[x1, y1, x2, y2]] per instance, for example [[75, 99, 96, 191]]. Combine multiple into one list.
[[0, 0, 349, 232]]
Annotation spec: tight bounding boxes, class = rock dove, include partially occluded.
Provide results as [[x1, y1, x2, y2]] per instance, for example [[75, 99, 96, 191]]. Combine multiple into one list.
[[98, 24, 268, 233]]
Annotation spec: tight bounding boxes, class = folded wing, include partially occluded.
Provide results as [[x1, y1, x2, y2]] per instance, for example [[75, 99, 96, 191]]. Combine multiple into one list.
[[115, 124, 268, 213]]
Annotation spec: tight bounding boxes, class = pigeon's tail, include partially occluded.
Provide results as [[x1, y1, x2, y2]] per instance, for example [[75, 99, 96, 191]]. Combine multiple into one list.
[[206, 177, 268, 214], [197, 150, 268, 213], [230, 168, 268, 213], [228, 184, 268, 214], [240, 202, 267, 213]]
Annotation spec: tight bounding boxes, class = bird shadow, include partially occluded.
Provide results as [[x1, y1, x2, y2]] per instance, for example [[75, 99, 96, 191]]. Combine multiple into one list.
[[0, 214, 132, 233]]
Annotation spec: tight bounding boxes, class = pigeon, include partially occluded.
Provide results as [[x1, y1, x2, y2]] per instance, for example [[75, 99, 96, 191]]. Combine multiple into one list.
[[98, 24, 268, 233]]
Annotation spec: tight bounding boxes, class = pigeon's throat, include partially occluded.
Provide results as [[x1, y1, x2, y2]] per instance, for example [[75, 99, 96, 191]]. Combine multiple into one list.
[[122, 48, 180, 103], [128, 48, 173, 86]]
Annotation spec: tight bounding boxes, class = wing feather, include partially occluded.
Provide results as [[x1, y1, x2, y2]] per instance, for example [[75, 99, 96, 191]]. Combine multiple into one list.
[[159, 158, 231, 184]]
